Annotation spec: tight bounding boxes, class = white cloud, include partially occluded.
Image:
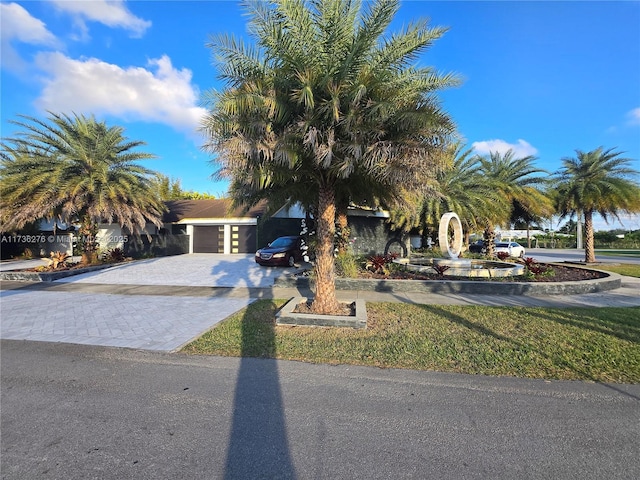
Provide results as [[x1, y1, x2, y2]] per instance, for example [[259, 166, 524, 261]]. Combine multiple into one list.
[[33, 52, 207, 136], [0, 2, 61, 71], [626, 107, 640, 126], [472, 139, 538, 158], [0, 3, 59, 45], [50, 0, 151, 38]]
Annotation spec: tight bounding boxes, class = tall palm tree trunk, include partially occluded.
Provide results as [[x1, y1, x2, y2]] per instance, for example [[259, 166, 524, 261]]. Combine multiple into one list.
[[79, 215, 99, 264], [583, 210, 596, 263], [312, 184, 340, 314], [484, 226, 496, 257], [336, 207, 350, 255]]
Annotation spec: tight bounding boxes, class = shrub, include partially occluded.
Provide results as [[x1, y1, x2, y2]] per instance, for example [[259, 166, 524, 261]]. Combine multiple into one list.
[[44, 251, 70, 269], [335, 252, 359, 278], [101, 247, 126, 263]]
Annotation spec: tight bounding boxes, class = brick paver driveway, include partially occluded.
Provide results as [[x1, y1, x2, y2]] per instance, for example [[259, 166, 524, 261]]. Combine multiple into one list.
[[0, 254, 296, 351]]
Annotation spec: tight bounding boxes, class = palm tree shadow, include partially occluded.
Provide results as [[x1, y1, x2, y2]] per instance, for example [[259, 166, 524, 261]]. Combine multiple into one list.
[[223, 299, 297, 479], [418, 304, 640, 402], [533, 308, 640, 344]]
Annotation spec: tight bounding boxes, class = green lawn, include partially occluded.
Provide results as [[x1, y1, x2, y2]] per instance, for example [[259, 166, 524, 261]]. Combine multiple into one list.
[[588, 264, 640, 278], [182, 301, 640, 383], [595, 250, 640, 258]]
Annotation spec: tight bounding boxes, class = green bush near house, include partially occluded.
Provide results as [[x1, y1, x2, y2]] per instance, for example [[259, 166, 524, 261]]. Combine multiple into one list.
[[334, 252, 359, 278]]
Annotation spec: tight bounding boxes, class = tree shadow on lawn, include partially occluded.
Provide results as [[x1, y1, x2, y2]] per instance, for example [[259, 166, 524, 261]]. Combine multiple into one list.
[[531, 307, 640, 344], [417, 304, 640, 401]]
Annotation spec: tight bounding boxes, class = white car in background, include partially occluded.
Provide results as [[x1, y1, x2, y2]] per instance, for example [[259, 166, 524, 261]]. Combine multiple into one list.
[[494, 241, 526, 258]]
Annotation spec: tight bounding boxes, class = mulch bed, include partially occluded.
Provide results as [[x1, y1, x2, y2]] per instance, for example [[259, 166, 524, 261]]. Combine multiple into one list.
[[293, 300, 356, 316], [22, 264, 82, 273], [356, 264, 609, 283], [291, 264, 609, 316]]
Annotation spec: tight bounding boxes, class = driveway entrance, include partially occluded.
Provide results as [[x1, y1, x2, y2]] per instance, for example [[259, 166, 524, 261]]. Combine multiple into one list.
[[54, 254, 293, 288], [0, 254, 298, 351]]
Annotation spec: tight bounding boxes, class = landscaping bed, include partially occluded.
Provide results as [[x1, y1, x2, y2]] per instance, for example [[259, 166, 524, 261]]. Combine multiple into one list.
[[275, 263, 621, 295], [357, 263, 608, 282], [0, 260, 128, 282]]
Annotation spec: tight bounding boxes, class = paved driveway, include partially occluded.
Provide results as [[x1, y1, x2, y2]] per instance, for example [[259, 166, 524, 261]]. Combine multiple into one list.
[[55, 253, 293, 288], [0, 254, 296, 352]]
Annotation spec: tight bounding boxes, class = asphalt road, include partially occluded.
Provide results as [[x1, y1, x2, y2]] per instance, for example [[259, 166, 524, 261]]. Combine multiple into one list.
[[2, 340, 639, 480]]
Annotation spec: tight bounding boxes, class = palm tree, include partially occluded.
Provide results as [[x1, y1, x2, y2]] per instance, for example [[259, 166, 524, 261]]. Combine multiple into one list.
[[0, 112, 165, 263], [477, 149, 548, 257], [554, 147, 640, 263], [509, 196, 553, 248], [389, 142, 504, 246], [202, 0, 459, 314]]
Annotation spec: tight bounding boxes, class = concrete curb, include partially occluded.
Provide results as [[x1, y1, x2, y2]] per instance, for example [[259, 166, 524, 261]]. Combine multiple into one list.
[[274, 266, 622, 296]]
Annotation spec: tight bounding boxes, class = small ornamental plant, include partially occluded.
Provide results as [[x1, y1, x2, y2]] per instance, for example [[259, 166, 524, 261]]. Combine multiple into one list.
[[364, 253, 398, 275], [432, 264, 451, 276], [496, 251, 510, 261], [101, 247, 126, 263], [44, 251, 70, 269], [522, 257, 555, 279]]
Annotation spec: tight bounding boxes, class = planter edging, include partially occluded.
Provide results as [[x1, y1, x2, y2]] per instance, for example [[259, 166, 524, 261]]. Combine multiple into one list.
[[274, 267, 621, 296], [0, 263, 117, 282], [276, 297, 367, 329]]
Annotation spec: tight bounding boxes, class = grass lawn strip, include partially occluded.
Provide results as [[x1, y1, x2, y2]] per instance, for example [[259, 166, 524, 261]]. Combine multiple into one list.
[[586, 264, 640, 278], [595, 250, 640, 258], [182, 302, 640, 384]]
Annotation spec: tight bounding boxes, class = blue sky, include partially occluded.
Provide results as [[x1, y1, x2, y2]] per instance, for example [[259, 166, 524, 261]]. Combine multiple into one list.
[[2, 0, 639, 231]]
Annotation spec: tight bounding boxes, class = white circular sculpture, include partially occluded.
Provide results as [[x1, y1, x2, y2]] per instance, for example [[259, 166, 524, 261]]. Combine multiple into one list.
[[438, 212, 463, 259]]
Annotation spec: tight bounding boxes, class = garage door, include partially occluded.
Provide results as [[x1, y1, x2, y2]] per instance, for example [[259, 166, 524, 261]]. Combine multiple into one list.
[[193, 226, 224, 253], [230, 225, 256, 253]]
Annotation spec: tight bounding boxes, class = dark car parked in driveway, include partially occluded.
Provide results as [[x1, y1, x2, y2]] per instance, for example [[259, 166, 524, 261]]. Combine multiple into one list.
[[468, 240, 488, 254], [255, 236, 304, 267]]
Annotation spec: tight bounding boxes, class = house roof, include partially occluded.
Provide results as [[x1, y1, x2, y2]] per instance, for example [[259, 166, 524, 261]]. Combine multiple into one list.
[[163, 199, 267, 223]]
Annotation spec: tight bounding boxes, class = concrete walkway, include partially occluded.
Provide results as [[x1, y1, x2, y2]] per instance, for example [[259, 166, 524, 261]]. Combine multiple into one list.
[[1, 253, 638, 352]]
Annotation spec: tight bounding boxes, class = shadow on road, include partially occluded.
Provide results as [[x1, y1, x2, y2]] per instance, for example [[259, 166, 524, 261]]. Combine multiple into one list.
[[211, 256, 297, 478]]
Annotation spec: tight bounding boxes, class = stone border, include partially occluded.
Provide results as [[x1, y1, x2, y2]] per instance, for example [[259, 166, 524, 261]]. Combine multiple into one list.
[[274, 266, 621, 296], [276, 297, 367, 328], [0, 263, 116, 282]]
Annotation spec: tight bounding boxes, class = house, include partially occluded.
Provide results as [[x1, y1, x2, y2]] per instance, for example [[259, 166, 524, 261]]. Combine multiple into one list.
[[156, 199, 404, 257], [16, 199, 404, 260], [162, 199, 408, 257], [161, 199, 266, 254]]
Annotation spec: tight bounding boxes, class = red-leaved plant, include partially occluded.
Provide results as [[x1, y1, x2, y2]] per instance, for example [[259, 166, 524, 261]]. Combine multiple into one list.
[[365, 253, 398, 275], [432, 264, 451, 276], [522, 257, 548, 275], [496, 251, 510, 261]]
